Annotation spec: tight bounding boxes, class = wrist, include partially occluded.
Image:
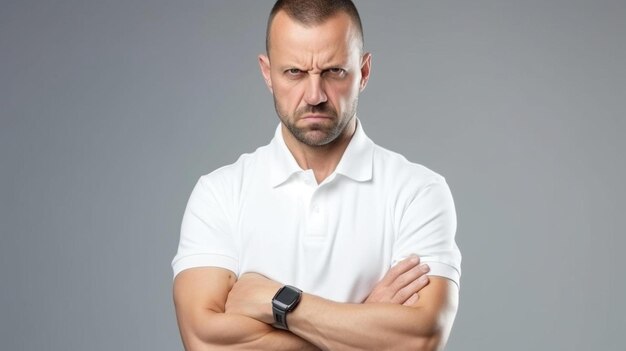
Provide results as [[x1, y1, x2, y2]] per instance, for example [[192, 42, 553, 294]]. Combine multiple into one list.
[[272, 285, 302, 330]]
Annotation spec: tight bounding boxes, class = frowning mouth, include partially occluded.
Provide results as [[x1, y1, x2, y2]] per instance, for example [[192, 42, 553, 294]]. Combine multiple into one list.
[[301, 114, 333, 120]]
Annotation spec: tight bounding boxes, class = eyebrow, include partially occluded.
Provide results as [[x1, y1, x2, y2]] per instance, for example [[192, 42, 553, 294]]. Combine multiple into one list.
[[278, 61, 350, 71]]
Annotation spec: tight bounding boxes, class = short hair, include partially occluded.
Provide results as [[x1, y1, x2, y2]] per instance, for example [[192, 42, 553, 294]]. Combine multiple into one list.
[[265, 0, 364, 55]]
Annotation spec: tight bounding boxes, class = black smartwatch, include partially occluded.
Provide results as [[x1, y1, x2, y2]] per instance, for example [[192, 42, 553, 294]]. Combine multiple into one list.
[[272, 285, 302, 330]]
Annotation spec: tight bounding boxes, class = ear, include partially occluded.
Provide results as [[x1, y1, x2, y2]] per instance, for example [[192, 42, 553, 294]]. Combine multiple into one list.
[[258, 54, 273, 93], [359, 52, 372, 92]]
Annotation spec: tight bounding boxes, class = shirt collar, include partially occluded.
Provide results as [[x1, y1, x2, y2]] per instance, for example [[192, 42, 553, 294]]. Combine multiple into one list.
[[334, 119, 374, 182], [268, 119, 374, 187], [269, 125, 304, 187]]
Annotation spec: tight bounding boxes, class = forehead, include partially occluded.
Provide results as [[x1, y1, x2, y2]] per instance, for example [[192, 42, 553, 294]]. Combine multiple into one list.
[[268, 11, 361, 64]]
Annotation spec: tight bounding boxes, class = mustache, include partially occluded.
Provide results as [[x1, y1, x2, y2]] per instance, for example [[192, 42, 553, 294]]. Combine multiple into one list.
[[296, 103, 337, 117]]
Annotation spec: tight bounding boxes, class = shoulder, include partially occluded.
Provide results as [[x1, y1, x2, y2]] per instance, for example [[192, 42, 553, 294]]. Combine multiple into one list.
[[197, 143, 272, 194], [371, 143, 447, 191]]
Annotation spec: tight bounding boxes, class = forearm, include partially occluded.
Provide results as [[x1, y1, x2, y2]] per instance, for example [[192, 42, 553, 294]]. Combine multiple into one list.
[[224, 267, 457, 351], [288, 297, 441, 351], [288, 279, 458, 351], [173, 267, 319, 351], [180, 311, 319, 351]]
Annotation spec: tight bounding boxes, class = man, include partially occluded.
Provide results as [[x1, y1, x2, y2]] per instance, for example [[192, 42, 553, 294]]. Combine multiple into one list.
[[172, 0, 461, 350]]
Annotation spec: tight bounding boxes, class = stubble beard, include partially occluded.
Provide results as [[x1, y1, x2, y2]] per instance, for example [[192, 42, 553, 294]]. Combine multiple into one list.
[[274, 97, 358, 147]]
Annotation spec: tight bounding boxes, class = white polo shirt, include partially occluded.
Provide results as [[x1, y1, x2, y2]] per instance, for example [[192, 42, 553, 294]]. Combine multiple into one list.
[[172, 121, 461, 303]]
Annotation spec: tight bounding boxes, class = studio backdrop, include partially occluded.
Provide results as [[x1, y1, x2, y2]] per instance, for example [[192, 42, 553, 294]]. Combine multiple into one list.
[[1, 1, 624, 350]]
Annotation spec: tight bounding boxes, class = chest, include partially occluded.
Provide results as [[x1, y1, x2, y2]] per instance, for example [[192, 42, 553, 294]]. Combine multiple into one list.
[[234, 179, 397, 302]]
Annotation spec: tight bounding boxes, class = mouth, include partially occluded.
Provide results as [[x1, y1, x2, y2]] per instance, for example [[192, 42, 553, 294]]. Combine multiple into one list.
[[301, 114, 333, 120]]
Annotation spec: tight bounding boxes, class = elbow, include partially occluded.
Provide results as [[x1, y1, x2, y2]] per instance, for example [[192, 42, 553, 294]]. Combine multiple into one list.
[[177, 314, 242, 351], [175, 311, 219, 350], [404, 308, 456, 351], [173, 304, 227, 349], [408, 331, 446, 351], [372, 321, 448, 351], [175, 307, 273, 350]]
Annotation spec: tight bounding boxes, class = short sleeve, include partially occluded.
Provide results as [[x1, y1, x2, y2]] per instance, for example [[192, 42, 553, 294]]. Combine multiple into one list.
[[171, 176, 238, 278], [393, 178, 462, 287]]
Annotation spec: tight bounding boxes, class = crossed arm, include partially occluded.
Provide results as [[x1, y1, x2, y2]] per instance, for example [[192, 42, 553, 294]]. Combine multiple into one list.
[[173, 256, 458, 351]]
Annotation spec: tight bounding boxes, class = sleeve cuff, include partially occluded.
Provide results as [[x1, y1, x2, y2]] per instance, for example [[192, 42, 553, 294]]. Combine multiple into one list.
[[420, 260, 461, 288], [171, 253, 239, 279]]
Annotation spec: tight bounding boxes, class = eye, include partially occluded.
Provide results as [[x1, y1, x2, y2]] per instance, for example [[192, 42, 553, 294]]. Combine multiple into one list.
[[285, 68, 303, 77], [325, 68, 347, 78]]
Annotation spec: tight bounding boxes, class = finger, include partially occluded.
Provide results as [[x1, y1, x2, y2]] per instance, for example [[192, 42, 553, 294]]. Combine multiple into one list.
[[394, 274, 429, 304], [402, 293, 420, 306], [389, 263, 430, 293], [379, 255, 421, 286]]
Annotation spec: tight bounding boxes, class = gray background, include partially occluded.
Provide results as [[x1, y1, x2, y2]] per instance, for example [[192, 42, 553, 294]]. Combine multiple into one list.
[[1, 0, 624, 350]]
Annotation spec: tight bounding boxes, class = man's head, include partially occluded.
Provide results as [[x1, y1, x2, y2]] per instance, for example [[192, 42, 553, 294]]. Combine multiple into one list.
[[260, 0, 371, 147], [265, 0, 364, 57]]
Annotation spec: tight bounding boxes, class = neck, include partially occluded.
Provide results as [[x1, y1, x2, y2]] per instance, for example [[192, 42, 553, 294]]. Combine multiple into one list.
[[282, 118, 357, 184]]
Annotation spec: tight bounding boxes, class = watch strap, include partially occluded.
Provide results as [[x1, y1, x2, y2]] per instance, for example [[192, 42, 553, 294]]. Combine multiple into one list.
[[272, 304, 289, 330], [272, 285, 302, 330]]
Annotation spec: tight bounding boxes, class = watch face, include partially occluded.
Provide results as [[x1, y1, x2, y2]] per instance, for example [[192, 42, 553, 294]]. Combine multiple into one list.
[[276, 286, 300, 305]]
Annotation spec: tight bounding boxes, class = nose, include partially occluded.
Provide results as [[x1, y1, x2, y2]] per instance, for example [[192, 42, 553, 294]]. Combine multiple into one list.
[[303, 75, 328, 106]]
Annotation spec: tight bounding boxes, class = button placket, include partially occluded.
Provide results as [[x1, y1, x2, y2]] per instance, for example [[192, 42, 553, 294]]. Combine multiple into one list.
[[306, 189, 327, 238]]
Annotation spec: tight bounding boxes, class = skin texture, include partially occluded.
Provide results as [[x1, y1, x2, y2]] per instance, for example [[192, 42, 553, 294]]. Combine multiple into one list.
[[174, 257, 432, 350], [259, 11, 371, 182], [173, 267, 320, 351], [225, 273, 457, 351], [174, 9, 458, 351]]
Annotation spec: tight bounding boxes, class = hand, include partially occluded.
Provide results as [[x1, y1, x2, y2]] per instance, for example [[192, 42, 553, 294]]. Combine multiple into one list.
[[364, 255, 430, 306], [225, 272, 282, 325]]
